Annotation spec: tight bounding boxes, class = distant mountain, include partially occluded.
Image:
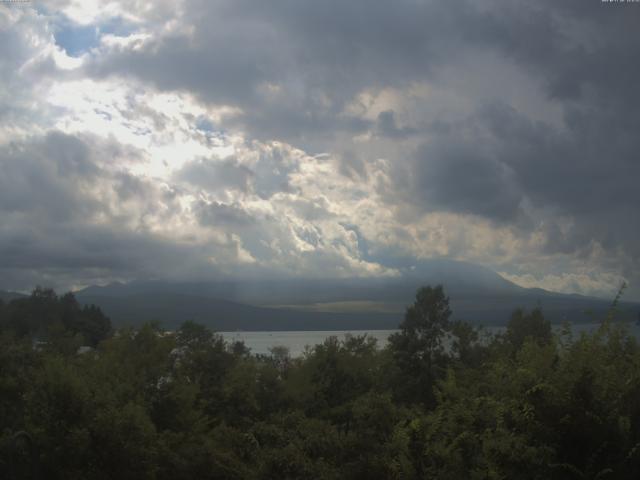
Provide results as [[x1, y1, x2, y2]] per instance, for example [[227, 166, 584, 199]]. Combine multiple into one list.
[[74, 259, 640, 330], [76, 292, 400, 331], [0, 290, 27, 302], [77, 259, 523, 305]]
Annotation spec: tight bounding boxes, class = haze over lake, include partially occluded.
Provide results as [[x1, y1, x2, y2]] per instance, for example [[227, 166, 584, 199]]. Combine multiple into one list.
[[221, 321, 640, 356]]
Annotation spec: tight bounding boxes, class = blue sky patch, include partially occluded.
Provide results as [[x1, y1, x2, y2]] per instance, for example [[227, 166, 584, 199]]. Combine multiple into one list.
[[54, 23, 98, 56], [195, 117, 215, 133], [53, 16, 135, 57]]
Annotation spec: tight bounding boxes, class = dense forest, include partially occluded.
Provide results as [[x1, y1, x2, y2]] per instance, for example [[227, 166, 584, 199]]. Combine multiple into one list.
[[1, 286, 640, 479]]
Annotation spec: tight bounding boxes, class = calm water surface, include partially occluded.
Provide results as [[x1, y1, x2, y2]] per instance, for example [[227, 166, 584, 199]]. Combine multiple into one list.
[[220, 322, 640, 357], [220, 330, 397, 356]]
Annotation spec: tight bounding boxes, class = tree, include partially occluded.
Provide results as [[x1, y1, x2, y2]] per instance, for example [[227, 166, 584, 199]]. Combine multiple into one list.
[[505, 307, 551, 352], [176, 320, 214, 348], [450, 319, 484, 366], [388, 285, 452, 406], [269, 345, 291, 377], [0, 289, 111, 348]]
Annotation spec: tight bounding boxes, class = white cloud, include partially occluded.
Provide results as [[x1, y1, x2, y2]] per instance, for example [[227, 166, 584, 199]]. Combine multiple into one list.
[[499, 272, 626, 300]]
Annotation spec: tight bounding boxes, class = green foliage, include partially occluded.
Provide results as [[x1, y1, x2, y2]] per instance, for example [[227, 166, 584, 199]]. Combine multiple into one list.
[[1, 286, 640, 478], [388, 284, 452, 406], [0, 287, 111, 348], [506, 307, 552, 352]]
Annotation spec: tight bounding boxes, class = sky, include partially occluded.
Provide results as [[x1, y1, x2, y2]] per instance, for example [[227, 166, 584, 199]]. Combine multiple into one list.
[[1, 0, 639, 300]]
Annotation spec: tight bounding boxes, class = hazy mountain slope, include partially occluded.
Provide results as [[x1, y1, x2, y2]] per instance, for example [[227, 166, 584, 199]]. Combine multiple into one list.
[[76, 288, 638, 330], [74, 259, 640, 330], [77, 293, 401, 331], [0, 290, 27, 302], [77, 259, 523, 304]]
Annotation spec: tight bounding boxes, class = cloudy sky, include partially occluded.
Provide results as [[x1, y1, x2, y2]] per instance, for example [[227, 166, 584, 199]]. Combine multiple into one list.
[[1, 0, 639, 300]]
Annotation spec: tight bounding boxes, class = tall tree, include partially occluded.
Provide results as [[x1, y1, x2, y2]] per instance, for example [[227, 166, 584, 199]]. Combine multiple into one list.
[[389, 285, 452, 406]]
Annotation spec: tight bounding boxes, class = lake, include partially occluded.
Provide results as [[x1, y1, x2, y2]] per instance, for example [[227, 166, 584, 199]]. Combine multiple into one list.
[[220, 321, 640, 357], [220, 329, 398, 356]]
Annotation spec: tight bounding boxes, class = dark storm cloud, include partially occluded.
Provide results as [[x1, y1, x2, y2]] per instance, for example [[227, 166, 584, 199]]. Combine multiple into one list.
[[85, 0, 473, 142], [0, 132, 100, 221], [413, 137, 522, 222], [410, 94, 640, 262], [84, 0, 599, 142], [86, 0, 640, 216], [0, 221, 192, 273], [114, 171, 155, 201], [0, 131, 206, 291], [176, 149, 297, 199], [0, 219, 222, 292], [375, 111, 418, 140], [475, 102, 640, 219], [337, 151, 368, 181], [194, 200, 256, 228], [176, 157, 253, 193]]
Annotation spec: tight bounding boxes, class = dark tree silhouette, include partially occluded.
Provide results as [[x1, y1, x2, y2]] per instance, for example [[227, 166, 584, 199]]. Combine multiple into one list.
[[389, 285, 452, 406]]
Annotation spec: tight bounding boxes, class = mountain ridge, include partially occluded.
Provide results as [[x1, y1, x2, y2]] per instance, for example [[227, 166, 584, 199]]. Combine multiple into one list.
[[72, 259, 639, 330]]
